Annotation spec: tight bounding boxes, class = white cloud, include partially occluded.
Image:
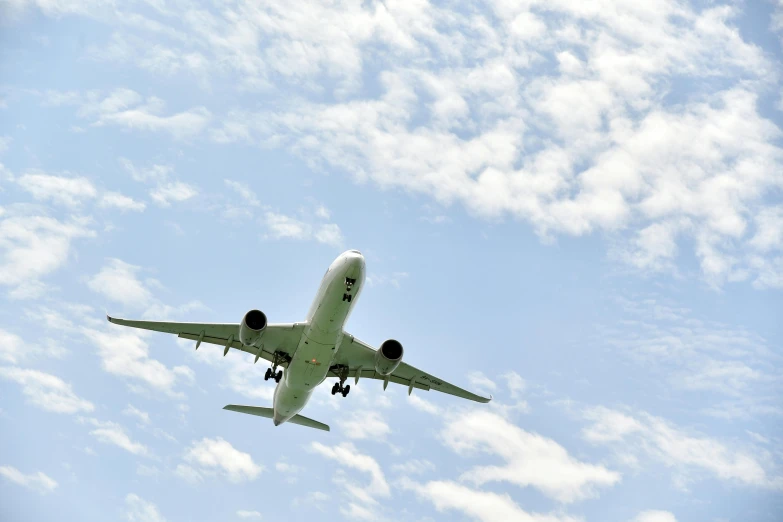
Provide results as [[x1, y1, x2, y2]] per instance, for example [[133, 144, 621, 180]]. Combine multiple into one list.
[[310, 441, 389, 515], [179, 437, 262, 483], [338, 411, 390, 440], [630, 511, 677, 522], [16, 172, 97, 207], [0, 466, 58, 494], [83, 327, 189, 397], [407, 394, 440, 415], [81, 417, 150, 456], [599, 296, 781, 418], [0, 214, 94, 296], [582, 406, 780, 488], [74, 88, 211, 139], [441, 410, 620, 503], [391, 459, 435, 476], [195, 1, 780, 290], [236, 511, 262, 519], [100, 191, 146, 212], [264, 211, 344, 247], [225, 180, 260, 206], [125, 493, 166, 522], [150, 181, 197, 206], [502, 372, 527, 399], [468, 371, 497, 392], [402, 479, 580, 522], [0, 328, 24, 364], [123, 404, 151, 425], [0, 367, 94, 414], [119, 157, 172, 183], [88, 258, 153, 307]]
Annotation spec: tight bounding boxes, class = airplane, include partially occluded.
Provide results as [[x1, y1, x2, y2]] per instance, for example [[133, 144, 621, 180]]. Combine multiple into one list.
[[107, 249, 491, 431]]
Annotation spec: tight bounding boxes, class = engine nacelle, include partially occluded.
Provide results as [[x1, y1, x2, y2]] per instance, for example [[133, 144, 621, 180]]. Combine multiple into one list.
[[239, 309, 267, 346], [374, 339, 403, 376]]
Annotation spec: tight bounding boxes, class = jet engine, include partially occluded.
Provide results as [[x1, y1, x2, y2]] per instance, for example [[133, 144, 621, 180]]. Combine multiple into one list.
[[239, 309, 267, 346], [374, 339, 403, 375]]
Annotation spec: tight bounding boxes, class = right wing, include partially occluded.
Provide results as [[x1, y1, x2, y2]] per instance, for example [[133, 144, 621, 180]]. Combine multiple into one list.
[[106, 315, 304, 366], [332, 334, 492, 403]]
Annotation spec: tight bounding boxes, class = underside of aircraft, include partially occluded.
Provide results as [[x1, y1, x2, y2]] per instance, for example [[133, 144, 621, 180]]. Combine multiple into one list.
[[107, 250, 491, 431]]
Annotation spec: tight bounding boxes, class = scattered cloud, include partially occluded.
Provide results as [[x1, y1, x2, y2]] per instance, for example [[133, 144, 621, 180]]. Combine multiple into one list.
[[0, 466, 58, 494], [197, 1, 781, 290], [468, 372, 497, 393], [310, 442, 389, 516], [225, 180, 260, 207], [407, 394, 440, 415], [0, 367, 94, 414], [119, 158, 172, 183], [0, 328, 24, 364], [83, 327, 191, 398], [150, 182, 197, 207], [125, 493, 167, 522], [81, 418, 150, 456], [100, 191, 146, 212], [441, 410, 621, 503], [263, 211, 344, 247], [123, 404, 151, 425], [391, 459, 435, 476], [630, 511, 677, 522], [44, 88, 211, 140], [178, 437, 262, 483], [236, 511, 262, 519], [401, 479, 580, 522], [365, 272, 408, 288], [0, 213, 94, 298], [581, 406, 781, 489], [338, 411, 390, 440], [598, 296, 782, 419], [16, 171, 97, 207], [88, 258, 153, 307]]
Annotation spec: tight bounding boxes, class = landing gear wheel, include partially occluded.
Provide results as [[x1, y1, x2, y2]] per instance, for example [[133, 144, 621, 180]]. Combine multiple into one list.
[[342, 384, 350, 397], [275, 370, 283, 383], [264, 368, 272, 381], [331, 383, 339, 395]]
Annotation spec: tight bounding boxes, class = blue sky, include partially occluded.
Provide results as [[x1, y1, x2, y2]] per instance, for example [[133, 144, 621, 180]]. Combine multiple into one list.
[[1, 1, 782, 521]]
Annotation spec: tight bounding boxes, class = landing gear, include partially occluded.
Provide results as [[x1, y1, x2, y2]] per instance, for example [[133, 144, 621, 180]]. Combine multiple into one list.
[[332, 382, 350, 397], [264, 353, 284, 383], [264, 368, 282, 382]]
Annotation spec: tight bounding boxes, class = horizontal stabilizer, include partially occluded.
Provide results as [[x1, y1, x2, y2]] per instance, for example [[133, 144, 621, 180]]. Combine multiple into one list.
[[223, 405, 330, 432]]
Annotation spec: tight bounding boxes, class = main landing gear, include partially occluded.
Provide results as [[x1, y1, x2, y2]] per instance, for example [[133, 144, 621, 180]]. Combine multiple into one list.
[[264, 352, 286, 383], [264, 367, 282, 383], [331, 382, 350, 397]]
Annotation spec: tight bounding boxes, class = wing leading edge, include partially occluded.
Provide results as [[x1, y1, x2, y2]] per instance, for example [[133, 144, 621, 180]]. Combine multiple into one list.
[[333, 334, 492, 403], [106, 315, 303, 365]]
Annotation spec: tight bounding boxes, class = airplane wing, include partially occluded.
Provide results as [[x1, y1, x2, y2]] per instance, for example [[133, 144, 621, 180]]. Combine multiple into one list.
[[331, 334, 492, 403], [106, 315, 304, 365]]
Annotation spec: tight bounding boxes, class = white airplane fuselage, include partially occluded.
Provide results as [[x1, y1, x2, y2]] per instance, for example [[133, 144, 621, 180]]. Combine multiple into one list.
[[272, 250, 365, 425]]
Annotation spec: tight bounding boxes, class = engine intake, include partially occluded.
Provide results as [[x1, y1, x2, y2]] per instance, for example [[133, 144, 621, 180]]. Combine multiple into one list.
[[374, 339, 403, 376], [239, 309, 267, 346]]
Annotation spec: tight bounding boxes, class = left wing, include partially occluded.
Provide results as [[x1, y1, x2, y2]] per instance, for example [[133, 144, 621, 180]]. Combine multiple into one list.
[[106, 315, 304, 365], [332, 334, 492, 403]]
